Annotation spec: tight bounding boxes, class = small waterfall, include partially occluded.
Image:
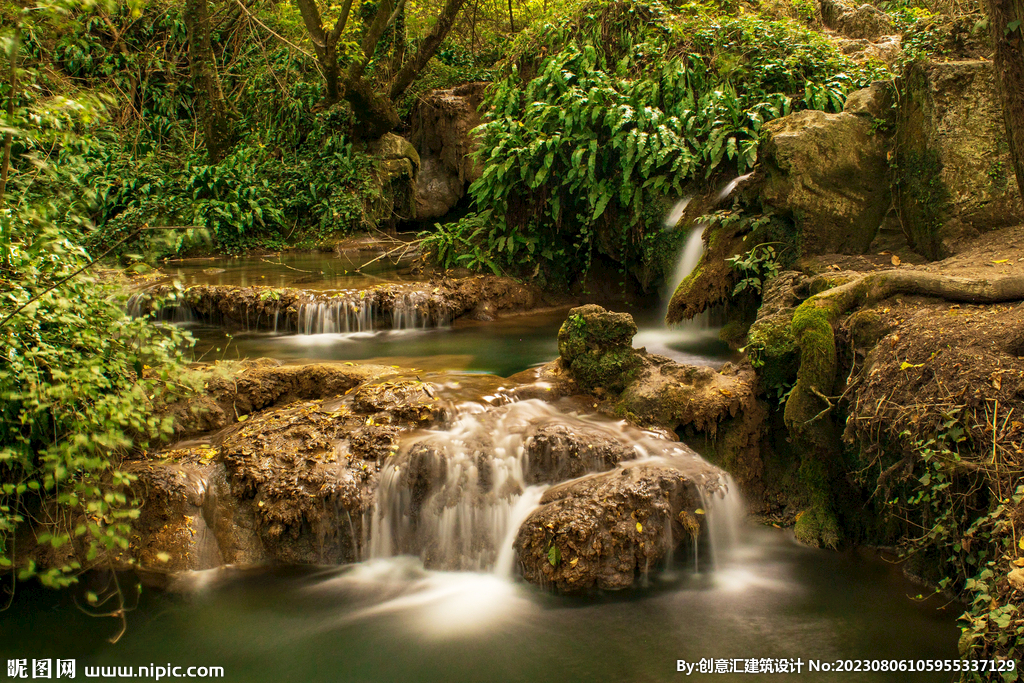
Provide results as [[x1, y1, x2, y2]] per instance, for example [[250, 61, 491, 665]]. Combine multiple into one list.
[[298, 297, 376, 334], [714, 171, 754, 204], [367, 400, 742, 576], [125, 292, 196, 323], [296, 292, 441, 335], [665, 224, 706, 303]]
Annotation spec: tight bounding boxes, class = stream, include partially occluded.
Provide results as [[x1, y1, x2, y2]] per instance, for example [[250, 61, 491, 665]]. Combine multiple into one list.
[[1, 252, 961, 682]]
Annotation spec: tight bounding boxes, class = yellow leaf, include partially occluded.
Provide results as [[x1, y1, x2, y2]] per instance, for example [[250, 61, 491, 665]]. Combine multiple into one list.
[[891, 254, 901, 266], [636, 522, 643, 533], [237, 414, 249, 422], [1019, 537, 1024, 551], [570, 558, 579, 566], [155, 552, 171, 563], [993, 259, 1009, 264], [694, 508, 705, 515]]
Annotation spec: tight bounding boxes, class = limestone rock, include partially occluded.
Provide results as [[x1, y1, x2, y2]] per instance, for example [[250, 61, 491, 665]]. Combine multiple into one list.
[[557, 304, 642, 392], [896, 60, 1024, 259], [514, 462, 722, 592], [759, 106, 891, 255], [410, 82, 489, 220], [843, 80, 895, 121], [819, 0, 894, 39]]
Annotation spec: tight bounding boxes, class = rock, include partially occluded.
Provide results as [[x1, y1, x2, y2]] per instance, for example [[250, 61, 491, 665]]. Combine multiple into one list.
[[759, 106, 891, 255], [161, 361, 399, 439], [410, 82, 489, 220], [1009, 568, 1024, 592], [368, 132, 421, 167], [556, 305, 642, 392], [617, 358, 758, 435], [843, 80, 895, 121], [137, 376, 458, 570], [819, 0, 894, 39], [140, 275, 552, 337], [833, 35, 902, 65], [365, 132, 421, 226], [896, 60, 1024, 259], [514, 462, 722, 592], [523, 423, 638, 484]]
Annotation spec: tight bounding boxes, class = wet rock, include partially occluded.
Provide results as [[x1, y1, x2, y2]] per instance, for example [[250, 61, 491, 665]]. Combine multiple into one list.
[[514, 462, 722, 592], [759, 105, 891, 255], [410, 83, 488, 220], [523, 423, 638, 484], [163, 361, 399, 439], [128, 455, 266, 572], [364, 133, 421, 227], [819, 0, 894, 39], [896, 60, 1024, 259], [557, 305, 643, 392], [617, 358, 759, 435], [138, 275, 554, 334], [139, 376, 456, 569]]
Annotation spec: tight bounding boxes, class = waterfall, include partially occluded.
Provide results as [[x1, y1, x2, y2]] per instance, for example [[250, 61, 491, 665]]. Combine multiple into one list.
[[296, 292, 441, 335], [665, 224, 706, 304], [367, 400, 742, 576]]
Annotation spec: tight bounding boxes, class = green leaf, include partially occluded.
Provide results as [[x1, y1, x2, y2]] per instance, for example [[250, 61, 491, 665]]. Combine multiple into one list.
[[547, 544, 561, 567]]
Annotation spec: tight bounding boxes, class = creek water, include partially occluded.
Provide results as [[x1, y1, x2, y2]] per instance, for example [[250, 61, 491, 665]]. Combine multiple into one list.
[[1, 252, 961, 681]]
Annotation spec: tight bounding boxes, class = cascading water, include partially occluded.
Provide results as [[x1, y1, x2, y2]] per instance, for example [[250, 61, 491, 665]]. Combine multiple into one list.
[[367, 399, 742, 577]]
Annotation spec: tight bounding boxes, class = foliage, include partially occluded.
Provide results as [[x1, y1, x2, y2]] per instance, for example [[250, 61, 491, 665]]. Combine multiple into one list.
[[727, 242, 784, 295], [438, 0, 886, 285], [0, 206, 195, 587]]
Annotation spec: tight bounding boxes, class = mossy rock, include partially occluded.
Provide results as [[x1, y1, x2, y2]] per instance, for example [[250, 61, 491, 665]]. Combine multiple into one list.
[[794, 506, 841, 549], [557, 305, 642, 392]]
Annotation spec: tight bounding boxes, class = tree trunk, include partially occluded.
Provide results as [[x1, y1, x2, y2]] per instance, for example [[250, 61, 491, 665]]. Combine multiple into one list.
[[0, 28, 19, 206], [987, 0, 1024, 199], [185, 0, 235, 163], [391, 4, 406, 76], [389, 0, 470, 99], [344, 77, 401, 138]]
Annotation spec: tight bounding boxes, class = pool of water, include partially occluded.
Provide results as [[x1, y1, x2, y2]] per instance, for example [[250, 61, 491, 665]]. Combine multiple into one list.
[[72, 252, 963, 680], [1, 526, 958, 683]]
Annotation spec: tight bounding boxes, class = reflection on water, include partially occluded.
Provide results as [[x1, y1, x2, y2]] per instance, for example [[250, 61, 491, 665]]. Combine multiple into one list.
[[184, 309, 736, 378], [1, 526, 958, 683]]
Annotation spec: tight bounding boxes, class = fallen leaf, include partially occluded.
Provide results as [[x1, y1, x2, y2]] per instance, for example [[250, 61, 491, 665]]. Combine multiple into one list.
[[694, 508, 705, 515], [993, 259, 1009, 264], [636, 522, 643, 533], [891, 255, 901, 266], [237, 414, 249, 422]]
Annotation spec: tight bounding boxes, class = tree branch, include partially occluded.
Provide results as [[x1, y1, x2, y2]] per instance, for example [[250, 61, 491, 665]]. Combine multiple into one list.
[[389, 0, 470, 100]]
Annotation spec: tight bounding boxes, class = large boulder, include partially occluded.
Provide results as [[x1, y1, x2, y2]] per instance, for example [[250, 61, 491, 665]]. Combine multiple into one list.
[[556, 304, 642, 392], [819, 0, 895, 39], [131, 376, 452, 571], [514, 461, 724, 592], [759, 92, 893, 255], [367, 132, 421, 226], [895, 60, 1024, 259], [410, 82, 489, 220]]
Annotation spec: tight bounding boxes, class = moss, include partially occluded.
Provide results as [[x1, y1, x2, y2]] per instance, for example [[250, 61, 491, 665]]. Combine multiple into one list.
[[557, 314, 588, 361], [794, 506, 841, 548], [784, 300, 839, 435], [719, 320, 750, 349], [571, 346, 642, 393]]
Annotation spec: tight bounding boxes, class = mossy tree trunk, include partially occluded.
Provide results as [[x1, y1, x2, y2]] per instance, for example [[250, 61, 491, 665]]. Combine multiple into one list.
[[185, 0, 236, 163], [783, 270, 1024, 546], [986, 0, 1024, 198]]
